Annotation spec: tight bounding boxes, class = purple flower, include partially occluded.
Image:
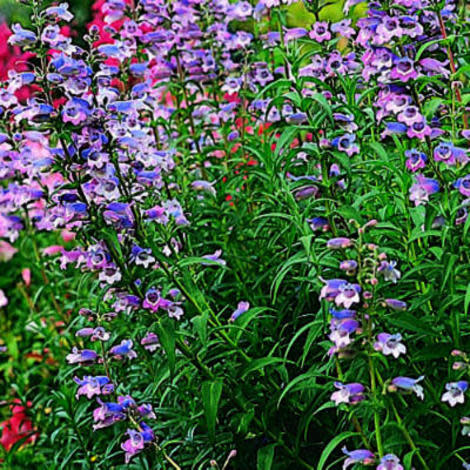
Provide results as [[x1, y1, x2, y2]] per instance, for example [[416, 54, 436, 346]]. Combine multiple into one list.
[[335, 283, 361, 309], [201, 249, 226, 266], [390, 376, 424, 399], [331, 382, 365, 405], [44, 3, 74, 21], [230, 301, 250, 322], [109, 340, 137, 360], [142, 288, 171, 312], [384, 299, 407, 311], [286, 112, 307, 124], [309, 22, 331, 43], [339, 260, 358, 273], [8, 24, 36, 46], [93, 399, 126, 430], [455, 175, 470, 197], [295, 186, 318, 200], [390, 58, 418, 82], [405, 149, 427, 172], [377, 454, 404, 470], [332, 134, 359, 157], [342, 447, 375, 469], [74, 376, 113, 399], [66, 347, 98, 364], [420, 58, 450, 78], [397, 106, 422, 126], [378, 260, 401, 283], [191, 180, 216, 196], [407, 119, 432, 140], [442, 381, 468, 407], [130, 245, 155, 268], [330, 309, 357, 319], [434, 142, 467, 165], [329, 318, 359, 352], [308, 217, 329, 232], [326, 237, 352, 249], [141, 332, 160, 352], [409, 174, 439, 206], [121, 422, 155, 463], [457, 206, 469, 225], [319, 279, 347, 302], [121, 429, 145, 463], [376, 16, 401, 43], [374, 333, 406, 358], [62, 98, 91, 125], [331, 20, 355, 38]]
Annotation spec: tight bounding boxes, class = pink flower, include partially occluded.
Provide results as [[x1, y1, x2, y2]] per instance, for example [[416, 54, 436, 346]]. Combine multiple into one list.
[[0, 289, 8, 307], [22, 268, 31, 287], [42, 245, 64, 256], [0, 241, 17, 261]]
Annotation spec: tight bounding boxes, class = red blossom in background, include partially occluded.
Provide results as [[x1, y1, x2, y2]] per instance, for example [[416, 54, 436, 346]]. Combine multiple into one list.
[[0, 400, 38, 452]]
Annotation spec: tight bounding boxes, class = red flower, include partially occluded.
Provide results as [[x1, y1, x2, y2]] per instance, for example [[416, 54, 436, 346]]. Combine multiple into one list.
[[0, 400, 38, 452]]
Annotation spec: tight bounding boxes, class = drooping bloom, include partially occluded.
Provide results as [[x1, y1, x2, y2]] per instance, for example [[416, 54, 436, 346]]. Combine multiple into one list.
[[390, 376, 425, 399]]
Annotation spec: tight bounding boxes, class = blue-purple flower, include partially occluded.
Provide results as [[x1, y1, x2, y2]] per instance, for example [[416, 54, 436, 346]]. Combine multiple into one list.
[[455, 175, 470, 197], [377, 454, 403, 470], [390, 376, 424, 399], [331, 382, 365, 405], [374, 333, 406, 358], [230, 301, 250, 322], [342, 447, 375, 469], [441, 381, 468, 407], [74, 376, 114, 399], [409, 175, 439, 206]]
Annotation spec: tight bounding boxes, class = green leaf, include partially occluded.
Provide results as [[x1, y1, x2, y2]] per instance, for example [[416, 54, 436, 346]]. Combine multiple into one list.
[[257, 444, 276, 470], [317, 432, 358, 470], [201, 381, 223, 442], [241, 357, 288, 379], [155, 319, 176, 377], [465, 284, 470, 316]]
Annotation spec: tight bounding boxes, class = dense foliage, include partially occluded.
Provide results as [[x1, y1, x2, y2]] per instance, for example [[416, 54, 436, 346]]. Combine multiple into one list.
[[1, 0, 470, 469]]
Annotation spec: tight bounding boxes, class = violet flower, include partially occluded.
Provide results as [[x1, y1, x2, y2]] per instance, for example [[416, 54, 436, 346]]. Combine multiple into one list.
[[342, 447, 375, 469], [390, 376, 424, 399], [441, 381, 468, 407], [331, 382, 365, 405], [377, 454, 404, 470], [230, 301, 250, 322], [374, 333, 406, 358]]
